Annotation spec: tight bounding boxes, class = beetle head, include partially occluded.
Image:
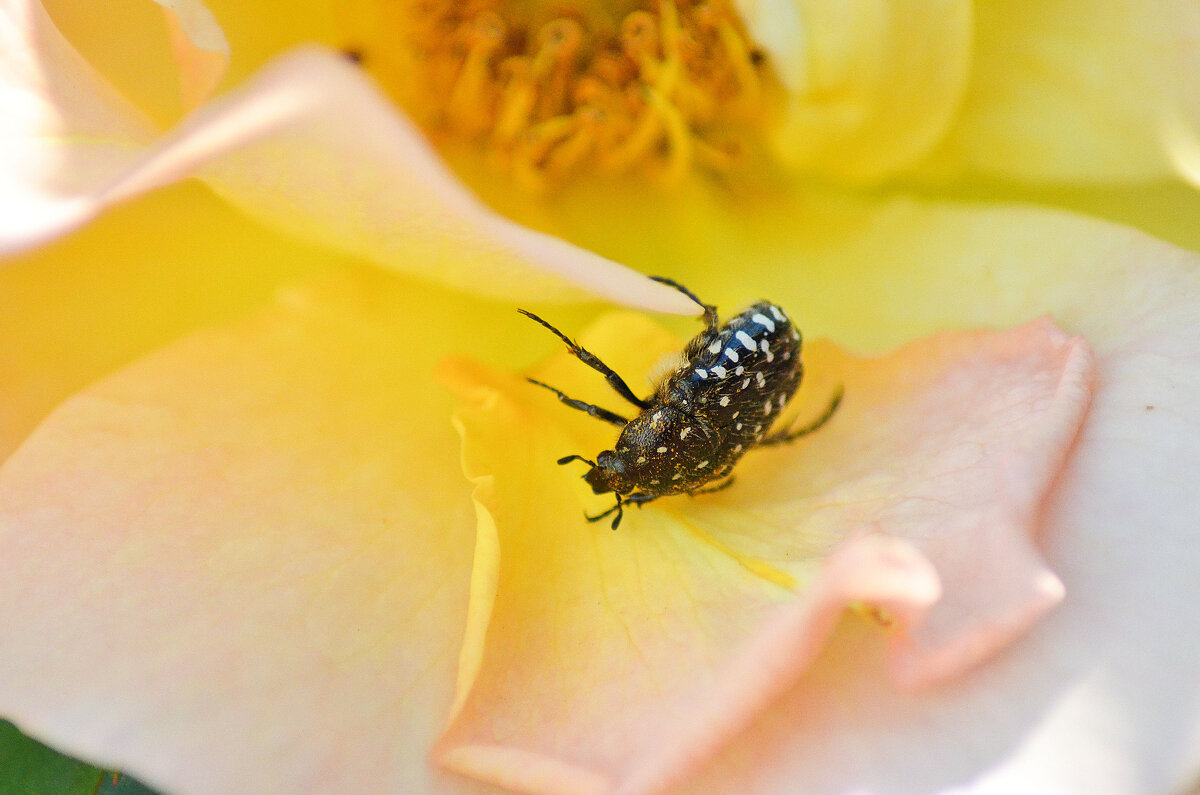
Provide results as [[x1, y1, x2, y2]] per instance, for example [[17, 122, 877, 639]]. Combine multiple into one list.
[[586, 450, 633, 494], [558, 451, 633, 495]]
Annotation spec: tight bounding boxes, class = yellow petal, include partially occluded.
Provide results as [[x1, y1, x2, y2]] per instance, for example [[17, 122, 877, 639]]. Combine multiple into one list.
[[735, 0, 973, 181], [475, 176, 1197, 349], [434, 306, 1092, 793], [38, 0, 181, 124], [152, 0, 230, 109], [0, 0, 156, 247], [0, 270, 523, 793], [928, 0, 1200, 183], [666, 234, 1200, 794], [0, 182, 327, 463]]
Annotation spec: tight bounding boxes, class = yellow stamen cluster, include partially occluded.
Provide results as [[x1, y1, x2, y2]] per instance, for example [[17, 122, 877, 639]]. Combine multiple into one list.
[[394, 0, 768, 191]]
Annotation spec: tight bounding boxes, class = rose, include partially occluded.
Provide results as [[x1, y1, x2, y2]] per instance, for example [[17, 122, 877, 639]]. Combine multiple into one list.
[[2, 1, 1199, 793]]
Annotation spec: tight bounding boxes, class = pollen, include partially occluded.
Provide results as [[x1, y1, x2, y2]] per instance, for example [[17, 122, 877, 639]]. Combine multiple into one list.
[[366, 0, 771, 191]]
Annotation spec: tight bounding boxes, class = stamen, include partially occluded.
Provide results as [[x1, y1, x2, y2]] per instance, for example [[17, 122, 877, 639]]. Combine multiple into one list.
[[377, 0, 772, 190], [646, 87, 692, 185], [493, 57, 536, 145], [447, 13, 506, 135]]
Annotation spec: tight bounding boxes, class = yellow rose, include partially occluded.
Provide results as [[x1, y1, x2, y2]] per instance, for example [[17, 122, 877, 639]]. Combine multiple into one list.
[[1, 1, 1199, 793]]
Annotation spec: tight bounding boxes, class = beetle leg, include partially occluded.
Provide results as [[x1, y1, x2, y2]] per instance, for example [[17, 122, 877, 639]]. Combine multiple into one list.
[[518, 310, 651, 409], [585, 496, 623, 530], [624, 493, 661, 508], [586, 492, 660, 530], [527, 379, 630, 427], [649, 276, 718, 332], [759, 386, 844, 446], [690, 475, 735, 495]]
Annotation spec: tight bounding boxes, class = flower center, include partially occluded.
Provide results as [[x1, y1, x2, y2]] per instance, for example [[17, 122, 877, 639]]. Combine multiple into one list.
[[352, 0, 771, 191]]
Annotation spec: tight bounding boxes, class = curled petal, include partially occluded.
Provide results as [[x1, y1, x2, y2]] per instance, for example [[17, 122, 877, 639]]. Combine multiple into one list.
[[435, 310, 1092, 794], [735, 0, 972, 180], [0, 0, 156, 245], [520, 192, 1200, 793], [152, 0, 229, 109], [0, 2, 696, 313]]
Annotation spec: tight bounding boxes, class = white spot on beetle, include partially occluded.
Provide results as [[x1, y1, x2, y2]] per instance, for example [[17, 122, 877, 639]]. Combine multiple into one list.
[[725, 348, 739, 363], [764, 399, 773, 414], [650, 479, 660, 485], [636, 456, 647, 464], [732, 443, 743, 452], [695, 368, 708, 379], [741, 378, 751, 390], [708, 340, 722, 354], [712, 365, 727, 378], [731, 411, 740, 418], [672, 473, 683, 480], [782, 351, 791, 361], [752, 313, 775, 332], [754, 424, 763, 433], [777, 394, 787, 407], [719, 396, 730, 407], [736, 422, 743, 430], [681, 427, 692, 440], [770, 305, 786, 322], [735, 365, 745, 375], [657, 446, 668, 454], [791, 328, 800, 341], [696, 460, 709, 470], [736, 330, 756, 351], [755, 371, 766, 387]]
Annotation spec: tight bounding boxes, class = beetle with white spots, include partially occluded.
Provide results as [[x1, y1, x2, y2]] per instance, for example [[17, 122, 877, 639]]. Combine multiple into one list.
[[521, 278, 842, 529]]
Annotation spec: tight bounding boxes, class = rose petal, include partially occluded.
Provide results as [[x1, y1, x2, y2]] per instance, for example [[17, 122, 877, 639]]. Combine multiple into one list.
[[928, 0, 1200, 183], [0, 5, 696, 313], [674, 261, 1200, 795], [731, 321, 1094, 689], [434, 308, 1091, 794], [0, 0, 156, 245], [0, 272, 530, 793], [735, 0, 972, 181], [664, 202, 1200, 789], [188, 50, 691, 311], [423, 188, 1200, 791], [0, 182, 330, 465], [38, 0, 177, 123], [152, 0, 229, 109]]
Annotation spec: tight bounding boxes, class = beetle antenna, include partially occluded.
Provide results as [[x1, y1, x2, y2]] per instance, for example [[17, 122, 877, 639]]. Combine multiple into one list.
[[557, 454, 597, 467], [649, 276, 718, 331]]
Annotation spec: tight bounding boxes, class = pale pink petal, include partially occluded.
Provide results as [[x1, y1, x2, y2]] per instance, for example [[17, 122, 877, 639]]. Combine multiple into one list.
[[0, 274, 520, 793], [434, 313, 1091, 795], [152, 0, 229, 109], [0, 4, 696, 313], [679, 306, 1200, 794], [638, 208, 1200, 794], [0, 0, 156, 245]]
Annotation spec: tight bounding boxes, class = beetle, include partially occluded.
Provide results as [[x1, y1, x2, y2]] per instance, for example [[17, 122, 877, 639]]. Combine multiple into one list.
[[520, 277, 842, 529]]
